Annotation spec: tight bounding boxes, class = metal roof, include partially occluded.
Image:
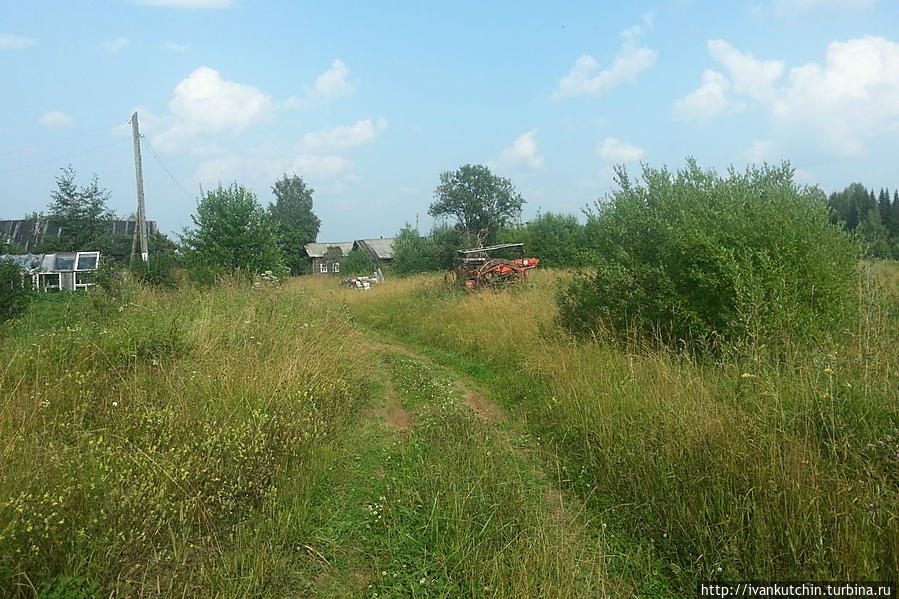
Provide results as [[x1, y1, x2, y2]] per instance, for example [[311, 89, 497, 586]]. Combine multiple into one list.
[[303, 242, 355, 258], [354, 237, 395, 260], [457, 243, 524, 255]]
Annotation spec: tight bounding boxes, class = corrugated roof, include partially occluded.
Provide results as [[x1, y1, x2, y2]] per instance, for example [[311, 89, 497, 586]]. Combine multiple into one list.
[[303, 242, 355, 258], [354, 237, 395, 260]]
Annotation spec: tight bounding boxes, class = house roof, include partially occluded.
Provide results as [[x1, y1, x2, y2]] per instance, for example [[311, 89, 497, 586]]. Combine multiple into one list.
[[354, 237, 395, 260], [303, 242, 355, 258]]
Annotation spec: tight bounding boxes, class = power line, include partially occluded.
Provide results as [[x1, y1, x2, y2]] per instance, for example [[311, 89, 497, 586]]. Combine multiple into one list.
[[0, 138, 130, 175], [139, 135, 196, 201], [0, 121, 127, 159]]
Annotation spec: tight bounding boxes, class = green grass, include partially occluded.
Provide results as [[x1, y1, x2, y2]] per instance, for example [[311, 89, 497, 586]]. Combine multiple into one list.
[[291, 350, 615, 598], [3, 264, 896, 597], [319, 267, 899, 592], [1, 281, 372, 596]]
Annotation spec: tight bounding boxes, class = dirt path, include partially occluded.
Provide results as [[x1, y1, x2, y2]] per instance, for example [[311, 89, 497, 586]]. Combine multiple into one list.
[[302, 337, 614, 597]]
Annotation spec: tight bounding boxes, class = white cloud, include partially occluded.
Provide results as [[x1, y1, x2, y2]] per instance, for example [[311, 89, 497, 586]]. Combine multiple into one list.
[[676, 35, 899, 155], [194, 150, 352, 196], [552, 23, 657, 100], [308, 59, 354, 103], [38, 111, 74, 128], [597, 137, 645, 162], [154, 66, 275, 151], [290, 154, 351, 180], [772, 36, 899, 154], [490, 130, 543, 170], [136, 0, 234, 8], [301, 119, 387, 152], [708, 40, 784, 104], [194, 156, 242, 184], [102, 38, 132, 53], [674, 69, 735, 120], [163, 42, 189, 52], [0, 33, 36, 50], [675, 40, 782, 120], [745, 140, 776, 162]]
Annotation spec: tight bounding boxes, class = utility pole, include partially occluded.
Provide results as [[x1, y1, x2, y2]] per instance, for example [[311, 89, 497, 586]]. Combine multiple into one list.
[[131, 111, 149, 263], [415, 212, 419, 233]]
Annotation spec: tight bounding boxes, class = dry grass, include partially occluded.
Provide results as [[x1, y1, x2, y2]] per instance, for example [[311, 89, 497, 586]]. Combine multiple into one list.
[[316, 266, 899, 589], [0, 281, 373, 596]]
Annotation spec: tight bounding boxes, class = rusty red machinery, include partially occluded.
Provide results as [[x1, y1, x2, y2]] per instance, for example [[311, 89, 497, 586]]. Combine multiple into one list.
[[451, 243, 539, 289]]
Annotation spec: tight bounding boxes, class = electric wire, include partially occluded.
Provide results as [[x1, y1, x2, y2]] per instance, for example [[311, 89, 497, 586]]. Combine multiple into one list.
[[139, 135, 196, 201], [0, 121, 127, 159], [0, 138, 130, 175]]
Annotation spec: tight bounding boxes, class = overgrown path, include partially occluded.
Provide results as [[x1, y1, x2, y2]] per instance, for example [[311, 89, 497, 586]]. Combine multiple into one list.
[[299, 335, 616, 598]]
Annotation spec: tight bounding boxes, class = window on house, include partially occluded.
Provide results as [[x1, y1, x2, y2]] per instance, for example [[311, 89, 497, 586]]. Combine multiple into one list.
[[320, 263, 328, 273], [333, 262, 340, 273], [75, 252, 99, 271], [53, 252, 77, 271]]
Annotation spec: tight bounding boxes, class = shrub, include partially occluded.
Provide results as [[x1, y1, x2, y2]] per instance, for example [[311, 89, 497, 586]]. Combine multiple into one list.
[[522, 212, 589, 267], [0, 260, 32, 322], [131, 253, 180, 288], [340, 248, 378, 276], [559, 160, 862, 351], [392, 225, 434, 275], [181, 182, 286, 275]]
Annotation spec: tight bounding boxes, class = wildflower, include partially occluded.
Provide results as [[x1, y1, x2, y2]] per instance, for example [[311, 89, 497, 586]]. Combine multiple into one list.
[[824, 368, 833, 373], [740, 372, 754, 379], [112, 401, 118, 407]]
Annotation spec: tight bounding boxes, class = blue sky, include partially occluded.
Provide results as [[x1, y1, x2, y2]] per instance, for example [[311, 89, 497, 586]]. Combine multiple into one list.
[[2, 0, 898, 241]]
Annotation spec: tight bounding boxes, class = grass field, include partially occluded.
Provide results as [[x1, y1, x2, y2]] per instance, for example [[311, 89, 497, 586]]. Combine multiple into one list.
[[326, 265, 898, 589], [1, 264, 896, 597]]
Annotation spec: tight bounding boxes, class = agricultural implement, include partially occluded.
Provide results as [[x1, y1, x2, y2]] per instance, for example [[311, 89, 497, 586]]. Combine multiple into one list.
[[451, 243, 539, 290]]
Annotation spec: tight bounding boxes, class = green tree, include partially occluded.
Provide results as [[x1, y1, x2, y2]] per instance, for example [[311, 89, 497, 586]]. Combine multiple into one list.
[[523, 212, 588, 267], [340, 248, 378, 276], [40, 165, 116, 251], [92, 231, 178, 262], [268, 174, 321, 274], [888, 190, 899, 240], [429, 164, 524, 245], [392, 225, 433, 275], [0, 259, 32, 322], [858, 206, 891, 258], [559, 160, 861, 352], [182, 183, 285, 274], [428, 223, 463, 270]]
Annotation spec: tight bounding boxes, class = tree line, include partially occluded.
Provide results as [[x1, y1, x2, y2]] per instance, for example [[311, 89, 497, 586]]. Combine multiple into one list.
[[384, 169, 899, 274], [4, 163, 896, 281], [827, 183, 899, 259], [1, 166, 322, 278], [3, 159, 882, 352]]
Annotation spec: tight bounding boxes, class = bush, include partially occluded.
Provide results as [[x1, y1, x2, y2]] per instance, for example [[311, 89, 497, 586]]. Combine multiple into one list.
[[131, 253, 180, 288], [0, 260, 32, 322], [521, 212, 589, 267], [559, 160, 862, 352], [340, 248, 378, 276], [392, 225, 434, 275], [181, 183, 287, 275]]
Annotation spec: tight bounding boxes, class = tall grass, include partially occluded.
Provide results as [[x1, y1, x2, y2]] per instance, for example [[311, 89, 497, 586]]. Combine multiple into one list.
[[327, 266, 898, 589], [0, 281, 372, 595]]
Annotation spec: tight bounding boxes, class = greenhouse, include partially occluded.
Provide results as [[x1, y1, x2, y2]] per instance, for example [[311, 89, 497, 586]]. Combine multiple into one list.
[[0, 251, 100, 291]]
